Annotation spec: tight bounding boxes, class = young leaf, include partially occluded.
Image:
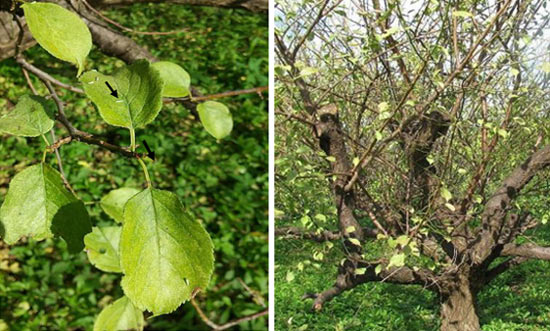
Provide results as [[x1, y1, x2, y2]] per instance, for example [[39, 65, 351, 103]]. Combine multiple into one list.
[[151, 61, 191, 97], [388, 253, 406, 268], [197, 101, 233, 139], [0, 164, 91, 250], [440, 187, 452, 202], [79, 60, 164, 129], [22, 3, 92, 75], [93, 296, 144, 331], [0, 95, 55, 137], [120, 188, 214, 315], [84, 226, 122, 273], [100, 187, 141, 223]]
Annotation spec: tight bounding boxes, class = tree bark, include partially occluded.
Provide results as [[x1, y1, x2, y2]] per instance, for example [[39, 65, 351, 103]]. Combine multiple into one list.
[[440, 275, 480, 331]]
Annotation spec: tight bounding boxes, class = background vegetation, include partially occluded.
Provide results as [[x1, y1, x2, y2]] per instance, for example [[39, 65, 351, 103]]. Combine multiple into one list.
[[0, 3, 267, 330]]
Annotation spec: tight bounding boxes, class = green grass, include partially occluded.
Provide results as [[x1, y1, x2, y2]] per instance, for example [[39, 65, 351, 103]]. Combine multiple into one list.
[[0, 3, 267, 330], [275, 232, 550, 331]]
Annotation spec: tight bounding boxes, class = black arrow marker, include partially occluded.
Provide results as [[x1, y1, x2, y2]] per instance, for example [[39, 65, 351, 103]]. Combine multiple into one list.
[[105, 81, 118, 98], [142, 140, 155, 160]]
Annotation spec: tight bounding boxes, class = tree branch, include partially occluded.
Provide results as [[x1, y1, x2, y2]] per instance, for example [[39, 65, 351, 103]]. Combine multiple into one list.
[[190, 298, 267, 330], [469, 145, 550, 265], [501, 243, 550, 260], [275, 226, 378, 242]]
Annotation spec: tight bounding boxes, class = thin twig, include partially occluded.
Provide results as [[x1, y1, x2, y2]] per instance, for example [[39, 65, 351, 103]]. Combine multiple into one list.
[[81, 0, 188, 36], [16, 56, 84, 94], [168, 86, 269, 103], [21, 66, 76, 194], [190, 297, 268, 331]]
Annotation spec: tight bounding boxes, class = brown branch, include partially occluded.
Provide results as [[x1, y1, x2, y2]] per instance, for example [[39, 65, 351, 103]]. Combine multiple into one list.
[[81, 0, 188, 35], [501, 243, 550, 260], [168, 86, 268, 103], [470, 145, 550, 265], [16, 56, 84, 94], [20, 64, 76, 195], [275, 226, 378, 242], [190, 298, 268, 331]]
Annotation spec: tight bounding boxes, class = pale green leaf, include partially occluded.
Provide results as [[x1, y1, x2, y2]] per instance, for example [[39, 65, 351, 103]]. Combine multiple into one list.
[[388, 253, 405, 268], [345, 226, 356, 234], [151, 61, 191, 97], [348, 238, 361, 246], [299, 67, 318, 77], [355, 268, 366, 275], [452, 10, 473, 18], [326, 156, 336, 162], [378, 102, 389, 113], [440, 187, 452, 202], [93, 296, 144, 331], [541, 62, 550, 73], [0, 164, 91, 252], [314, 214, 326, 222], [286, 271, 295, 282], [80, 60, 164, 129], [85, 226, 122, 273], [0, 95, 55, 137], [445, 203, 456, 211], [374, 264, 382, 275], [510, 68, 519, 76], [22, 2, 91, 75], [197, 101, 233, 139], [120, 188, 214, 315], [100, 188, 140, 223], [352, 157, 359, 166], [395, 235, 409, 247]]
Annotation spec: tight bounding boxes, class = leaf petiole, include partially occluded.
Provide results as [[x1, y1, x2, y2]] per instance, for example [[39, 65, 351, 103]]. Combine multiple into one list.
[[138, 157, 152, 187]]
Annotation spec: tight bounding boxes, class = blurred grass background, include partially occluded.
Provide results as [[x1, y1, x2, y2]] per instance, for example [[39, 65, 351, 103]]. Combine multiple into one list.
[[0, 3, 267, 330]]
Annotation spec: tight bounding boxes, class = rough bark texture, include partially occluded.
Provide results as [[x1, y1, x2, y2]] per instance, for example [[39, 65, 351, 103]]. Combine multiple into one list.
[[0, 12, 35, 62], [440, 275, 480, 331], [315, 104, 364, 243]]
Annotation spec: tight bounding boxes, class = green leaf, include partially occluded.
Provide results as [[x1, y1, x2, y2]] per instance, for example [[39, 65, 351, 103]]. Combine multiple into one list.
[[93, 296, 144, 331], [197, 101, 233, 139], [0, 164, 91, 251], [151, 61, 191, 97], [0, 95, 55, 137], [120, 188, 214, 315], [440, 187, 452, 202], [388, 253, 405, 268], [84, 226, 122, 273], [22, 2, 91, 75], [286, 271, 295, 282], [100, 188, 141, 223], [299, 67, 318, 77], [355, 268, 366, 275], [348, 238, 361, 246], [445, 203, 456, 211], [374, 264, 382, 275], [79, 60, 164, 129], [452, 10, 473, 18]]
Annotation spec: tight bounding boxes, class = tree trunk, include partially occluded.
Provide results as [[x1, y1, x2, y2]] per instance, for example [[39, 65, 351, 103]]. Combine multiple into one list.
[[440, 276, 480, 331]]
